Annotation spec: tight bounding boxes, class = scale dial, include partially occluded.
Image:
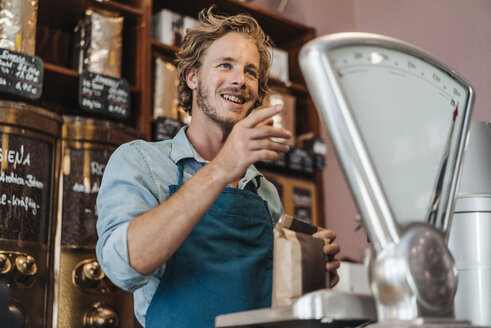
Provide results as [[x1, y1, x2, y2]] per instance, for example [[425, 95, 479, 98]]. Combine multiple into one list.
[[331, 45, 469, 228]]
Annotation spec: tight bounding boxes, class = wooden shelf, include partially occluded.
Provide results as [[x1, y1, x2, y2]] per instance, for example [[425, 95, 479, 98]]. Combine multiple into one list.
[[153, 0, 315, 48], [91, 0, 143, 17], [34, 0, 150, 136], [44, 62, 79, 78], [151, 40, 180, 60], [43, 62, 139, 93], [269, 77, 309, 95]]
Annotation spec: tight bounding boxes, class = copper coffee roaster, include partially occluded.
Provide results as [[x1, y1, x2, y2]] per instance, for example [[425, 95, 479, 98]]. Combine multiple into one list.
[[1, 105, 145, 327], [0, 101, 62, 327], [52, 116, 142, 328]]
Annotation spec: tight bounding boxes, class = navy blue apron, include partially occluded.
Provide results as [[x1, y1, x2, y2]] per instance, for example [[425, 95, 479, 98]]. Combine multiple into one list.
[[145, 161, 273, 327]]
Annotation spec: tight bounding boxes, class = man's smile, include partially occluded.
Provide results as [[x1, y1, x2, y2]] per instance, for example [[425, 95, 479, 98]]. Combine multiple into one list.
[[221, 93, 246, 104]]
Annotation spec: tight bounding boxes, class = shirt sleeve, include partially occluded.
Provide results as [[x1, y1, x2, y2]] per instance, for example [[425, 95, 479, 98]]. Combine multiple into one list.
[[95, 141, 168, 292]]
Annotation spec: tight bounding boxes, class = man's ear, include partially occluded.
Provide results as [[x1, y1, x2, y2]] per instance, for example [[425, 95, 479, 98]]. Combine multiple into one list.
[[186, 67, 198, 90]]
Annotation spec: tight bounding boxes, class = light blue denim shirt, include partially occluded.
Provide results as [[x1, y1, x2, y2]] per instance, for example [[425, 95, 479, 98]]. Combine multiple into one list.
[[96, 127, 283, 326]]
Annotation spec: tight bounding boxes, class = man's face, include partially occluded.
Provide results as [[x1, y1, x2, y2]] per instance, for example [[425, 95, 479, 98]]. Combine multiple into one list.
[[188, 32, 260, 132]]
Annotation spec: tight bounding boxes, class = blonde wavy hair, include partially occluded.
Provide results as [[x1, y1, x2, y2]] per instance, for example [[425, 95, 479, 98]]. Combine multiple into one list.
[[176, 7, 273, 114]]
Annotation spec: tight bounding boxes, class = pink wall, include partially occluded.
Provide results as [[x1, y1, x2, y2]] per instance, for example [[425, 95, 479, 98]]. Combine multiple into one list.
[[255, 0, 491, 261]]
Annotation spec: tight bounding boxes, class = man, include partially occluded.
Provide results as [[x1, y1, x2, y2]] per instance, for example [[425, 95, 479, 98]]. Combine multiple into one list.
[[96, 7, 340, 327]]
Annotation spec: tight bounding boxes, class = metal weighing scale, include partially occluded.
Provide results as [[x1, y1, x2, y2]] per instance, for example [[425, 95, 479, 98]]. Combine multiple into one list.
[[216, 33, 486, 328]]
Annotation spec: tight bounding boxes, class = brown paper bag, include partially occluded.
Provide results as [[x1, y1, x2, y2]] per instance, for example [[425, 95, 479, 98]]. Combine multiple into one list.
[[272, 221, 329, 307]]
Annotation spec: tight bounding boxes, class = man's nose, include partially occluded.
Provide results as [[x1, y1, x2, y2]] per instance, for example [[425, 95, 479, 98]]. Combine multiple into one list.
[[231, 70, 246, 88]]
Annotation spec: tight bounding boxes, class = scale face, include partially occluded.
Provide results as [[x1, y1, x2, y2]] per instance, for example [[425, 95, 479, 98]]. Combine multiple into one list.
[[300, 33, 474, 238]]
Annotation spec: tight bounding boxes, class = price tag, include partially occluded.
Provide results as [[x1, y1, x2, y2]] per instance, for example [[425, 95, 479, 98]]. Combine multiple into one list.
[[78, 71, 131, 119], [288, 147, 314, 174], [0, 48, 43, 100]]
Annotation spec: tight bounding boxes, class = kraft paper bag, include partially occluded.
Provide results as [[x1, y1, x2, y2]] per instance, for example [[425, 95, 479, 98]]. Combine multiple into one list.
[[272, 225, 329, 307]]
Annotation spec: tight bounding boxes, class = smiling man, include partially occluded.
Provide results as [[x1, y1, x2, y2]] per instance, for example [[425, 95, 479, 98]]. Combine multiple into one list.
[[96, 7, 340, 328]]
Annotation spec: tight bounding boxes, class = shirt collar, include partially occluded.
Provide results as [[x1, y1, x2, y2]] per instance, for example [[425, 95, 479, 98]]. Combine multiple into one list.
[[169, 126, 207, 164]]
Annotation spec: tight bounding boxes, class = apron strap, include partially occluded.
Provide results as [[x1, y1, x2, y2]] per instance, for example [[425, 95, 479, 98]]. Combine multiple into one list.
[[244, 175, 261, 194], [178, 160, 262, 194], [177, 161, 184, 186]]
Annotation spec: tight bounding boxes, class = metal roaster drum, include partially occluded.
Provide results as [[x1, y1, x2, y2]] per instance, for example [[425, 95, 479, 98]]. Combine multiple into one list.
[[0, 101, 62, 327], [53, 116, 143, 328]]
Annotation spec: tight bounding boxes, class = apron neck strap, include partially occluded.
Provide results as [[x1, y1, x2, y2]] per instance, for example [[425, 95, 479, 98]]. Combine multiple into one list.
[[177, 161, 184, 186]]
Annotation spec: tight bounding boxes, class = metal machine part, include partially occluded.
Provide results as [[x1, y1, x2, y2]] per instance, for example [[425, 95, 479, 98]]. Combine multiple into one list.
[[216, 289, 376, 327], [448, 121, 491, 326], [14, 254, 38, 285], [73, 258, 119, 293], [0, 253, 12, 274], [0, 101, 61, 328], [8, 298, 25, 327], [83, 302, 119, 328], [52, 116, 143, 327], [369, 223, 456, 319]]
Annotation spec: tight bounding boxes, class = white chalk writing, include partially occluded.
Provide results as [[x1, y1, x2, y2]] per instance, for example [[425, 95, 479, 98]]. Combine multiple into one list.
[[0, 145, 31, 166], [81, 97, 103, 110], [93, 74, 120, 88], [0, 50, 27, 63], [0, 171, 44, 190], [0, 193, 40, 215], [11, 195, 39, 215], [72, 182, 100, 194], [90, 161, 105, 176], [0, 171, 24, 185], [26, 174, 44, 189]]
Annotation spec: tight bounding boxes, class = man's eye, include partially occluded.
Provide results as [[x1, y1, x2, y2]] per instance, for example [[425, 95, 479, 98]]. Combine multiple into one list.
[[218, 63, 232, 69], [246, 70, 258, 78]]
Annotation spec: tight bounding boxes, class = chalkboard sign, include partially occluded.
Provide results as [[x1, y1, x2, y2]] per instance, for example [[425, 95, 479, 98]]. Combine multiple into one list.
[[259, 151, 288, 169], [288, 147, 314, 174], [0, 48, 43, 100], [152, 117, 186, 141], [0, 133, 52, 244], [293, 187, 312, 223], [61, 147, 114, 246], [78, 71, 131, 119]]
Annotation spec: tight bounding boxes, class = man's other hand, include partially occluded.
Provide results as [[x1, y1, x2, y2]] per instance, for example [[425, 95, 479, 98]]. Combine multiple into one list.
[[313, 229, 340, 288]]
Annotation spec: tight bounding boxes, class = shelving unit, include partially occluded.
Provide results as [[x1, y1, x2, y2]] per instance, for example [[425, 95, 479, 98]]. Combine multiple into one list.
[[28, 0, 152, 135], [3, 0, 324, 224]]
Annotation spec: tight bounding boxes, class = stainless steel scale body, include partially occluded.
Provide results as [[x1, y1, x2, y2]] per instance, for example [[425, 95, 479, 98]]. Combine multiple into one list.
[[216, 33, 487, 328]]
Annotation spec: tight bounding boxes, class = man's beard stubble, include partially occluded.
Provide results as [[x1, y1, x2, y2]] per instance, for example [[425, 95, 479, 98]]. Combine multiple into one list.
[[196, 83, 249, 141]]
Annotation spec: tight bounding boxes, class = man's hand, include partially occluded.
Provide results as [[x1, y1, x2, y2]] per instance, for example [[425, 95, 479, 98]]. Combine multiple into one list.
[[313, 229, 340, 288], [212, 106, 292, 184]]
